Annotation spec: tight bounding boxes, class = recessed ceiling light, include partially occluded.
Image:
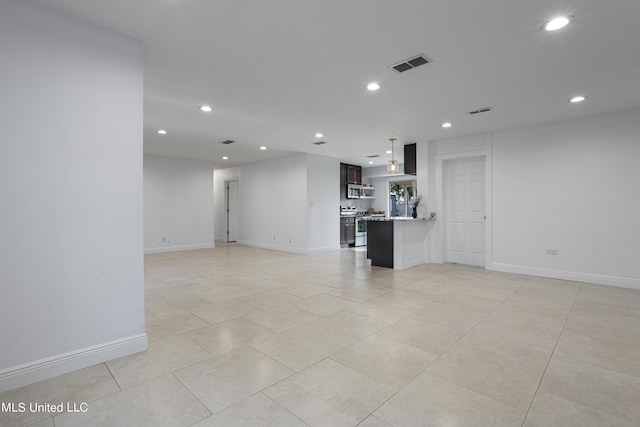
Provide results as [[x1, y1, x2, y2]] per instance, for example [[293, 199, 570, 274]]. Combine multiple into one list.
[[259, 146, 267, 150], [442, 122, 452, 128], [222, 156, 228, 160], [367, 82, 380, 91], [199, 105, 212, 112], [385, 150, 392, 154], [368, 161, 375, 165], [315, 133, 323, 138], [157, 129, 167, 135], [570, 95, 586, 103], [543, 16, 571, 31]]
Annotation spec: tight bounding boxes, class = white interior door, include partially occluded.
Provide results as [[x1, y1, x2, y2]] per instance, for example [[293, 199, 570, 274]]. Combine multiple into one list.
[[226, 180, 238, 242], [445, 157, 485, 266]]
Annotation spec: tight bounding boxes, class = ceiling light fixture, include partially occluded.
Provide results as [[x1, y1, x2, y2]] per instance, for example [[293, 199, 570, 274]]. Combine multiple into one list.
[[368, 161, 374, 165], [259, 146, 267, 150], [367, 82, 381, 91], [385, 150, 392, 154], [442, 122, 452, 128], [222, 156, 229, 160], [157, 129, 167, 135], [387, 138, 399, 174], [570, 95, 586, 103], [543, 16, 571, 31], [199, 105, 212, 112], [315, 133, 323, 138]]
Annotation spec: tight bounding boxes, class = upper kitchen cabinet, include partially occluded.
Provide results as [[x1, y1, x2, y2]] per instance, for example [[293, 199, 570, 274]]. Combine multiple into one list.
[[404, 143, 417, 176], [347, 164, 362, 184], [340, 163, 362, 199], [340, 163, 347, 199]]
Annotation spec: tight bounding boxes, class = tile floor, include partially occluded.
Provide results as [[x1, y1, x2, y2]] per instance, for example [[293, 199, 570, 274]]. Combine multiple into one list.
[[2, 244, 640, 427]]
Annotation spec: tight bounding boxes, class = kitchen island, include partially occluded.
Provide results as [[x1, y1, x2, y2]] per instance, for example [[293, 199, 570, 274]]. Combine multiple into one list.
[[366, 217, 433, 269]]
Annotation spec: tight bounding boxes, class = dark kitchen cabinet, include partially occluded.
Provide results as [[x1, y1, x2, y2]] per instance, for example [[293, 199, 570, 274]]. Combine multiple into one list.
[[404, 143, 417, 175], [340, 163, 362, 199], [367, 220, 394, 268], [340, 216, 355, 247], [340, 163, 348, 199], [347, 164, 362, 184]]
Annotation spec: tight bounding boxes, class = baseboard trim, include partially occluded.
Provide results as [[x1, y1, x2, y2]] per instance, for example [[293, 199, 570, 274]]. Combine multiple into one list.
[[0, 333, 148, 393], [489, 263, 640, 289], [144, 243, 214, 254]]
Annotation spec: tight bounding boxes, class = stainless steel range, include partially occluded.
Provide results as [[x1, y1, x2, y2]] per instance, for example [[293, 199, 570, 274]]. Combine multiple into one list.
[[340, 206, 385, 247], [340, 206, 357, 247]]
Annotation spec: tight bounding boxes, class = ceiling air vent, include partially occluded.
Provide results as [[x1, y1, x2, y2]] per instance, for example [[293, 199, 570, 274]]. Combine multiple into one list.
[[313, 141, 327, 145], [391, 55, 432, 73], [366, 154, 380, 158], [220, 140, 235, 145], [468, 107, 493, 115]]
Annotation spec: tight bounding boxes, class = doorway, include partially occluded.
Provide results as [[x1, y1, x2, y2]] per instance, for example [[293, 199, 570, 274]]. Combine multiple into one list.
[[444, 157, 485, 266], [225, 179, 238, 242]]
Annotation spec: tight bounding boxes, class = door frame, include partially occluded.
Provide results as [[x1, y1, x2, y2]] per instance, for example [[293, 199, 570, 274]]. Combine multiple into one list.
[[443, 155, 486, 266], [433, 148, 492, 268], [224, 179, 238, 243]]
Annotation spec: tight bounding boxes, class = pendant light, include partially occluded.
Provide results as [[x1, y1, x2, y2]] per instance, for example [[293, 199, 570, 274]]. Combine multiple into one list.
[[387, 138, 399, 174]]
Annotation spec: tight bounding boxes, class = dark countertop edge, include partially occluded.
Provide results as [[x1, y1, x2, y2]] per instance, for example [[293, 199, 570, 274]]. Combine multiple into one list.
[[365, 217, 435, 222]]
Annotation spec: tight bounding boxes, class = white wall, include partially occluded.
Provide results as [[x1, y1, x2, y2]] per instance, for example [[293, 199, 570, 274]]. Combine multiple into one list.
[[307, 154, 340, 252], [144, 155, 214, 253], [0, 0, 145, 392], [214, 154, 340, 254], [491, 108, 640, 288], [421, 108, 640, 288]]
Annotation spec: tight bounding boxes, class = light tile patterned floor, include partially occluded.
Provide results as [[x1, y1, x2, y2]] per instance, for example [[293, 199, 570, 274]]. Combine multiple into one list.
[[2, 244, 640, 427]]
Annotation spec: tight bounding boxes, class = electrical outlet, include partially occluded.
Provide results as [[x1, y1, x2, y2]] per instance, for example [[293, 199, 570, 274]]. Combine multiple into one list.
[[546, 249, 557, 255]]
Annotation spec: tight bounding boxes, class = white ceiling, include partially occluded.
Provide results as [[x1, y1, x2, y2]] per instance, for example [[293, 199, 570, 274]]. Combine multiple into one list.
[[35, 0, 640, 168]]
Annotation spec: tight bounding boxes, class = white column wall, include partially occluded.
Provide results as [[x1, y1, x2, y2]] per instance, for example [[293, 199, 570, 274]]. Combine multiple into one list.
[[0, 1, 145, 391]]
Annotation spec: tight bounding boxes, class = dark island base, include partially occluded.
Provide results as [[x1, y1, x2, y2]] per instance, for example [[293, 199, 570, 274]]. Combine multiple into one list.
[[366, 220, 394, 268]]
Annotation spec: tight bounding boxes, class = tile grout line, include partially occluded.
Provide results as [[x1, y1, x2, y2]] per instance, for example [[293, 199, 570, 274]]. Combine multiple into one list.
[[170, 372, 213, 423], [364, 275, 578, 422], [103, 362, 123, 392], [355, 282, 520, 425], [518, 281, 584, 427], [261, 391, 312, 427]]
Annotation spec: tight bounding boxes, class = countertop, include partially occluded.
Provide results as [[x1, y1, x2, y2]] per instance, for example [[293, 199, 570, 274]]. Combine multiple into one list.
[[365, 214, 436, 222]]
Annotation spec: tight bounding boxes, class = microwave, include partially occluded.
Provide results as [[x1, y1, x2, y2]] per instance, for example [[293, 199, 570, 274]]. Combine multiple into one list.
[[347, 184, 362, 198]]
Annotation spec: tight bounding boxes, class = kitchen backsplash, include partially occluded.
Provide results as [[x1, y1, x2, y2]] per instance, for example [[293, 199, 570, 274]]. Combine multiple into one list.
[[340, 198, 374, 211]]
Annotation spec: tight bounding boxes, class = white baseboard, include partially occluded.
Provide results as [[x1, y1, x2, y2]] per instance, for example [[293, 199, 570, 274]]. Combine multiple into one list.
[[144, 243, 214, 254], [0, 333, 148, 393], [489, 263, 640, 290]]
